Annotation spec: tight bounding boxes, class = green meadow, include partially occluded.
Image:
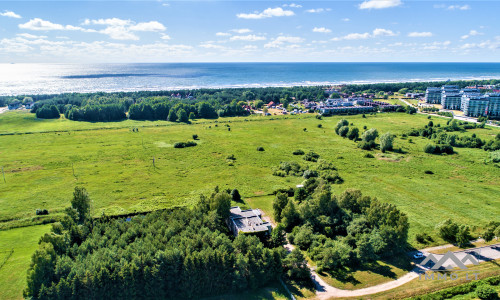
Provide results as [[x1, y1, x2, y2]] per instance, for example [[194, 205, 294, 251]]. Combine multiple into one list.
[[0, 110, 499, 299], [1, 110, 499, 239], [0, 224, 52, 300]]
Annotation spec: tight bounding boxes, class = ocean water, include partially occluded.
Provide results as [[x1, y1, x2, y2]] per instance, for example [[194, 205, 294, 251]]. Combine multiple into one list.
[[1, 63, 500, 96]]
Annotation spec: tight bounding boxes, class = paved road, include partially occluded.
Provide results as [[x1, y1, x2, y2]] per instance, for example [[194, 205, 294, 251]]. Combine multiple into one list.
[[263, 211, 500, 299], [311, 243, 500, 299]]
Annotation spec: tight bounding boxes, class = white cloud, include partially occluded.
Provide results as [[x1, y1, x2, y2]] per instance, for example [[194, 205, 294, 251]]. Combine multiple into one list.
[[372, 28, 397, 37], [306, 8, 331, 13], [461, 30, 483, 40], [231, 28, 252, 34], [129, 21, 166, 32], [199, 42, 225, 50], [264, 36, 304, 48], [0, 10, 21, 18], [237, 7, 295, 19], [342, 18, 350, 22], [408, 31, 433, 37], [160, 34, 171, 40], [283, 3, 302, 8], [243, 45, 258, 49], [230, 34, 266, 42], [343, 33, 371, 40], [313, 27, 332, 33], [359, 0, 402, 10], [17, 33, 47, 39], [99, 26, 139, 40], [19, 18, 92, 32], [447, 4, 470, 10], [216, 32, 231, 36], [82, 18, 167, 40], [332, 28, 397, 41]]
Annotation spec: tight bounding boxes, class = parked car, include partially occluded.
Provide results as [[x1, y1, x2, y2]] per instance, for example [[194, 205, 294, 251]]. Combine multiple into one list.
[[413, 252, 425, 259]]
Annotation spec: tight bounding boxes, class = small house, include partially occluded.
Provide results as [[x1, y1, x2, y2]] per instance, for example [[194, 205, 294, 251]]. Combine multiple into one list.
[[227, 206, 272, 236]]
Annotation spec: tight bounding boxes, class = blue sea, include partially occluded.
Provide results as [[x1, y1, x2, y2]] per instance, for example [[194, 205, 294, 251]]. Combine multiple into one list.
[[1, 63, 500, 96]]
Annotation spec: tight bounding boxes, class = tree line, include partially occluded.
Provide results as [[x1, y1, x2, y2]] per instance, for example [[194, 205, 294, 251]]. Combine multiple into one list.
[[25, 186, 310, 299], [273, 180, 409, 272]]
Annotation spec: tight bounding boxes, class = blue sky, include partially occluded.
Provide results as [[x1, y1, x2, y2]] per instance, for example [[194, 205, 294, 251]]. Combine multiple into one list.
[[0, 0, 498, 62]]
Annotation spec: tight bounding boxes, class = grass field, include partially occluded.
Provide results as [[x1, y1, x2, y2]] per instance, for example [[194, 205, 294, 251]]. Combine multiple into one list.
[[1, 110, 499, 240], [0, 224, 52, 300], [0, 110, 499, 299]]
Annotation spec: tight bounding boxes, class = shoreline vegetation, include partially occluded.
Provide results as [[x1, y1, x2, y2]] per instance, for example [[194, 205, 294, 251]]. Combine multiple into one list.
[[0, 79, 499, 299]]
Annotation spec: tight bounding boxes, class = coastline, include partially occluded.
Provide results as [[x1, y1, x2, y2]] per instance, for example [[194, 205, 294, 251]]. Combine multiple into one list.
[[1, 76, 500, 97]]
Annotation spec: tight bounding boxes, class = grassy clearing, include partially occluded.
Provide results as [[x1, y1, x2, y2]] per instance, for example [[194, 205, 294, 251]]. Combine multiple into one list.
[[0, 111, 499, 242], [317, 256, 413, 290], [0, 224, 52, 300]]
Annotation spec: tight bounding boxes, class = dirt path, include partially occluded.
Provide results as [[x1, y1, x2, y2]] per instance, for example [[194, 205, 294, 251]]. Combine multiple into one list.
[[0, 107, 8, 115], [257, 208, 500, 299]]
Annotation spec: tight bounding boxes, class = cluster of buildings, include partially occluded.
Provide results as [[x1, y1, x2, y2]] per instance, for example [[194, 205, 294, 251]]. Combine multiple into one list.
[[316, 97, 401, 115], [425, 85, 500, 118]]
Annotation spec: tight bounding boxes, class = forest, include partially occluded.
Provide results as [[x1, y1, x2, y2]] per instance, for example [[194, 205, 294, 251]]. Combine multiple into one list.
[[274, 181, 409, 272], [24, 187, 309, 300]]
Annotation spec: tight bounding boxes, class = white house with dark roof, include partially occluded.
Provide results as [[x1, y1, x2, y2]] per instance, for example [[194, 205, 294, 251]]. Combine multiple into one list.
[[228, 206, 272, 236]]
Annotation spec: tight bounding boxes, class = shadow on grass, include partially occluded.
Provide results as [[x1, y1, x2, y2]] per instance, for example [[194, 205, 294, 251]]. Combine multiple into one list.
[[319, 255, 414, 285], [284, 278, 316, 298]]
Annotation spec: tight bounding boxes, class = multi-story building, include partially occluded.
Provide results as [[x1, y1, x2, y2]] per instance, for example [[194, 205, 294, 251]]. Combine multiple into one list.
[[461, 95, 489, 117], [425, 87, 441, 104], [487, 93, 500, 118], [442, 85, 460, 93], [442, 92, 462, 110]]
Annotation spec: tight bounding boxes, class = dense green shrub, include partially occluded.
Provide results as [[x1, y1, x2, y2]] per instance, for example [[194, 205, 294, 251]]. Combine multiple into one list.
[[303, 151, 320, 162], [292, 149, 305, 155], [476, 284, 498, 299], [36, 105, 60, 119]]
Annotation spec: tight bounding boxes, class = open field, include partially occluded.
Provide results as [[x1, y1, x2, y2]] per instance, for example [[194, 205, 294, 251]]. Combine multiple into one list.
[[1, 110, 499, 241], [0, 224, 52, 300]]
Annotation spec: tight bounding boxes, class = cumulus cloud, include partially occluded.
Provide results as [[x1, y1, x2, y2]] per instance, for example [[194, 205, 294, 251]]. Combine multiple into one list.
[[230, 34, 266, 42], [216, 32, 231, 36], [332, 28, 397, 41], [17, 33, 47, 39], [0, 10, 21, 18], [160, 34, 171, 40], [237, 7, 295, 19], [306, 8, 331, 13], [408, 31, 433, 37], [372, 28, 397, 36], [313, 27, 332, 33], [359, 0, 402, 10], [264, 36, 304, 48], [19, 18, 91, 31], [231, 28, 252, 34], [19, 17, 167, 41], [461, 30, 483, 39], [129, 21, 166, 32], [83, 18, 166, 40]]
